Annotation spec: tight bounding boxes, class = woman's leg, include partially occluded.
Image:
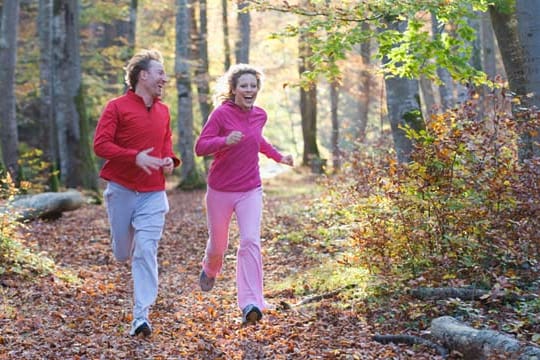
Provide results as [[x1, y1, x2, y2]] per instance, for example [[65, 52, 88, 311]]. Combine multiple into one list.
[[202, 187, 235, 278], [234, 187, 265, 310]]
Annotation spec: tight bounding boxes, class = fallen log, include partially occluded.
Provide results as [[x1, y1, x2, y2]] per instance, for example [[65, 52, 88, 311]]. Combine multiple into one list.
[[1, 190, 86, 221], [430, 316, 540, 360], [410, 287, 489, 301], [411, 286, 538, 303]]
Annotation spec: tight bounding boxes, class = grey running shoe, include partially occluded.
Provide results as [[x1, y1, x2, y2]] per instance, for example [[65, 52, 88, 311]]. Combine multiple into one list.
[[129, 318, 152, 337], [242, 304, 262, 325], [199, 270, 215, 292]]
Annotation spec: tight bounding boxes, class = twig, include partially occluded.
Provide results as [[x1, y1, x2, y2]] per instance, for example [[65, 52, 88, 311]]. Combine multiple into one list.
[[279, 284, 357, 310]]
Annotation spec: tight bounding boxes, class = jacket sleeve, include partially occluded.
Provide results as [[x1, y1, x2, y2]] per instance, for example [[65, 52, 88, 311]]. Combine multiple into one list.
[[161, 112, 181, 167], [194, 113, 228, 156], [259, 136, 283, 162], [93, 102, 138, 162]]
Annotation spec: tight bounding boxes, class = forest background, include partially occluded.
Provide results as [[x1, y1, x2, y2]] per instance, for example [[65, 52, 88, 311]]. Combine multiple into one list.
[[2, 0, 540, 358]]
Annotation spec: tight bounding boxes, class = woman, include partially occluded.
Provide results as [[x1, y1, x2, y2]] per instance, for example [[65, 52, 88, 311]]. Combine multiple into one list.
[[195, 64, 294, 325]]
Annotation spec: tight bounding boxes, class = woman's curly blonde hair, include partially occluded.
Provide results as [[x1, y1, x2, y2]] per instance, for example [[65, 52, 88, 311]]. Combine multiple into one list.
[[213, 64, 264, 106]]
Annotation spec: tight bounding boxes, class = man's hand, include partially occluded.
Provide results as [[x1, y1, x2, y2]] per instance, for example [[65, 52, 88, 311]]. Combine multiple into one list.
[[136, 147, 163, 175], [162, 157, 174, 175]]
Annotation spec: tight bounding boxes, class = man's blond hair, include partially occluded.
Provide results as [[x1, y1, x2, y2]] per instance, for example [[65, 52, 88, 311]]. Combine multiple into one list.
[[124, 49, 164, 90]]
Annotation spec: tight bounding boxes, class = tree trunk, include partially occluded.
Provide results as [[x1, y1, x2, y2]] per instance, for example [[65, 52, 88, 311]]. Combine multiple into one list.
[[235, 1, 250, 63], [128, 0, 137, 56], [330, 81, 340, 172], [0, 0, 20, 181], [52, 0, 97, 189], [38, 0, 58, 191], [176, 0, 203, 189], [419, 76, 437, 118], [195, 0, 211, 125], [431, 316, 540, 360], [357, 22, 371, 143], [299, 25, 320, 169], [384, 21, 424, 164], [490, 1, 540, 160], [385, 75, 423, 163], [221, 0, 231, 71], [433, 14, 454, 111]]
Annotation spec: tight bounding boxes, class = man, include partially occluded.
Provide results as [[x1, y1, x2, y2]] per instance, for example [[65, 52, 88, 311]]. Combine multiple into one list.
[[93, 49, 181, 337]]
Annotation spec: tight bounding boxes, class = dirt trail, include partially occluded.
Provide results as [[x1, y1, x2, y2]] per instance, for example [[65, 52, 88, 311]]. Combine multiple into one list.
[[0, 173, 441, 359]]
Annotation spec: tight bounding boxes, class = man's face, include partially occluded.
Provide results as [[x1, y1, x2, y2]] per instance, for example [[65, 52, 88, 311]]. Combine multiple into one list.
[[140, 60, 167, 98]]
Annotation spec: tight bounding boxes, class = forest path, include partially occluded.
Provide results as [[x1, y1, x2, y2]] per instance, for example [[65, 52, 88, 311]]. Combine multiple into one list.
[[1, 170, 441, 359]]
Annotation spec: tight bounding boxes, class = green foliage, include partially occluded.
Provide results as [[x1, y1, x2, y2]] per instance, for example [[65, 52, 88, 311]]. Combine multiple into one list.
[[17, 146, 58, 194], [0, 175, 71, 280], [252, 0, 493, 86], [321, 88, 540, 286], [270, 259, 369, 298], [0, 176, 55, 275]]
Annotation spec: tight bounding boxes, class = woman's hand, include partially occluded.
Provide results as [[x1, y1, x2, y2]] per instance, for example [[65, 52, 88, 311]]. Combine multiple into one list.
[[226, 131, 243, 145], [280, 154, 294, 166]]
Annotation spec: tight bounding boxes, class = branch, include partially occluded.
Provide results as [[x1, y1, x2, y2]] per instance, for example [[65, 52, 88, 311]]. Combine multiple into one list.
[[245, 0, 381, 23], [279, 284, 357, 310]]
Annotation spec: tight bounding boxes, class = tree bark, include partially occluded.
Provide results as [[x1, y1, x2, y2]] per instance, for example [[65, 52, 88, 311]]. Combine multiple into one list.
[[221, 0, 231, 71], [176, 0, 203, 189], [330, 81, 340, 172], [410, 287, 489, 301], [357, 23, 371, 143], [298, 18, 320, 169], [235, 1, 250, 63], [490, 1, 540, 160], [128, 0, 137, 56], [52, 0, 97, 190], [0, 0, 20, 181], [431, 316, 540, 360], [2, 190, 85, 221], [433, 14, 454, 111], [384, 21, 424, 164], [38, 0, 58, 191], [195, 0, 211, 125]]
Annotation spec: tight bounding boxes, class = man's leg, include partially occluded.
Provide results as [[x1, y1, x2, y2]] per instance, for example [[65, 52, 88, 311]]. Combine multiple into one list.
[[131, 191, 168, 322], [103, 182, 136, 261]]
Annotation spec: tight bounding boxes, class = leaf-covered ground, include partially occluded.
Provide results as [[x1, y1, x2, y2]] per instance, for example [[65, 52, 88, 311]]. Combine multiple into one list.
[[0, 171, 443, 359]]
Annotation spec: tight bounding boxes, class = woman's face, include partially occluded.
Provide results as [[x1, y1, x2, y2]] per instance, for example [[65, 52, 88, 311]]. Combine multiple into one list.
[[233, 73, 259, 110]]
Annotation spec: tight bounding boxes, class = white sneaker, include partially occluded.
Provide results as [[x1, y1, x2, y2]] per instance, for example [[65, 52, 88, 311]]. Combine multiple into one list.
[[129, 318, 152, 337]]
